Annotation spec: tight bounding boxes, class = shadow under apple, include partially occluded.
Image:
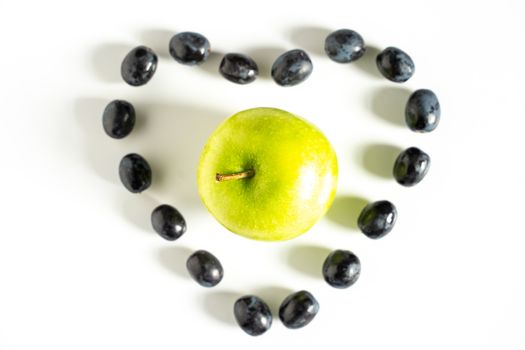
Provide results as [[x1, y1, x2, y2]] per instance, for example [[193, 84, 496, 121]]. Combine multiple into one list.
[[75, 97, 227, 211], [133, 101, 227, 206]]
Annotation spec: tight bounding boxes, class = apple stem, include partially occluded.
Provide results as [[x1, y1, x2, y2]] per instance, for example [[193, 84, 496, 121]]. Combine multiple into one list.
[[216, 169, 255, 182]]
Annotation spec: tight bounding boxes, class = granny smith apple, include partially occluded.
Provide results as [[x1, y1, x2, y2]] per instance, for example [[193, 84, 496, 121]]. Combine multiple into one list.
[[197, 107, 338, 241]]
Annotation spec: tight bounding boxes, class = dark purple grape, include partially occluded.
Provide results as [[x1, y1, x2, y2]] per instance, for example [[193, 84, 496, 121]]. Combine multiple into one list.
[[358, 200, 397, 239], [118, 153, 152, 193], [151, 204, 186, 241], [405, 89, 441, 132], [324, 29, 365, 63], [271, 49, 313, 86], [121, 46, 158, 86], [219, 53, 258, 84], [169, 32, 210, 65], [393, 147, 430, 186], [186, 250, 223, 287], [102, 100, 135, 139], [322, 250, 361, 288], [279, 290, 319, 329], [234, 295, 272, 336], [376, 47, 414, 83]]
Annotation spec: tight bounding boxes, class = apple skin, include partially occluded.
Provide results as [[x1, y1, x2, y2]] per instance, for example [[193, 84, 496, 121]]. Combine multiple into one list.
[[197, 107, 338, 241]]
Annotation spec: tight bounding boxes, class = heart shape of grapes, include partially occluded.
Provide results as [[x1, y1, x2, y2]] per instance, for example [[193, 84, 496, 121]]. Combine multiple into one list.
[[96, 28, 440, 336]]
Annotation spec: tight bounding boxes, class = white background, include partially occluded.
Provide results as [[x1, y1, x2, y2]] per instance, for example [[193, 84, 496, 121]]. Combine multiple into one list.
[[1, 0, 524, 349]]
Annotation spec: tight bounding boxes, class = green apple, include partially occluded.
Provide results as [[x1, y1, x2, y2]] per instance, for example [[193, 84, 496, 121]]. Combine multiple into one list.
[[197, 107, 338, 241]]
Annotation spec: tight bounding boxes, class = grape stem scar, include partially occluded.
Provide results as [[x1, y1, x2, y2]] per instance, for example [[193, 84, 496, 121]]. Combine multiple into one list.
[[216, 169, 255, 182]]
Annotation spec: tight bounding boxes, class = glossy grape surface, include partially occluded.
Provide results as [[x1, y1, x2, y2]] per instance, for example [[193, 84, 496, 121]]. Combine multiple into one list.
[[234, 295, 272, 336], [271, 49, 313, 86], [279, 290, 319, 329], [393, 147, 430, 186], [118, 153, 152, 193], [376, 47, 414, 82], [219, 53, 258, 84], [186, 250, 223, 287], [169, 32, 210, 65], [102, 100, 135, 139], [121, 46, 158, 86], [151, 204, 186, 241], [324, 29, 365, 63], [358, 200, 397, 239], [322, 250, 361, 288], [406, 89, 440, 132]]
